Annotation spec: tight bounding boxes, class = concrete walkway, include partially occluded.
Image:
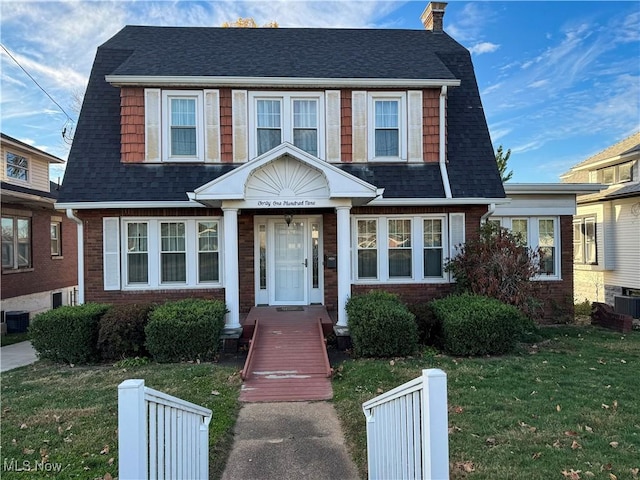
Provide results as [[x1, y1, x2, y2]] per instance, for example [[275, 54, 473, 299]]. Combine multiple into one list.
[[222, 401, 360, 480], [1, 341, 38, 372]]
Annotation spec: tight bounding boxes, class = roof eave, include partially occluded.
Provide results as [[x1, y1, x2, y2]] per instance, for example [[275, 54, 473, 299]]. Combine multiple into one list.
[[105, 75, 461, 89], [504, 183, 605, 195]]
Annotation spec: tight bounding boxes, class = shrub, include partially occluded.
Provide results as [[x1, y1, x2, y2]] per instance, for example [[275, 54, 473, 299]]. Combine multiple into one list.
[[408, 302, 441, 345], [445, 221, 542, 319], [145, 299, 227, 362], [29, 303, 111, 364], [430, 294, 528, 356], [97, 303, 154, 360], [346, 291, 418, 357], [574, 299, 593, 317]]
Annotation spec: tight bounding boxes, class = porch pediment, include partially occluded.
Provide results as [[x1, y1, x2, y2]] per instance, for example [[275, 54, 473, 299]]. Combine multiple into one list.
[[188, 143, 382, 207]]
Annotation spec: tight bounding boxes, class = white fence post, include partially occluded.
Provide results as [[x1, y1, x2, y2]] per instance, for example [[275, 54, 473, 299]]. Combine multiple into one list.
[[118, 379, 148, 480], [363, 368, 449, 480], [422, 369, 449, 480]]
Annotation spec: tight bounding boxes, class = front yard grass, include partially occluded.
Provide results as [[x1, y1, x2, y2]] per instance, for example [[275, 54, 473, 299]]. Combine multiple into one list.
[[0, 360, 241, 479], [333, 325, 640, 480]]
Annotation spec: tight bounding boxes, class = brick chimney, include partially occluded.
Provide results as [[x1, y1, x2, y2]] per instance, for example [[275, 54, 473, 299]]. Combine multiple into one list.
[[421, 2, 447, 32]]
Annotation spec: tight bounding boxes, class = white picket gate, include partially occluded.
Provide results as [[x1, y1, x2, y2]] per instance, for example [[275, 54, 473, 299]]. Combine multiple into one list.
[[362, 369, 449, 480], [118, 379, 212, 480]]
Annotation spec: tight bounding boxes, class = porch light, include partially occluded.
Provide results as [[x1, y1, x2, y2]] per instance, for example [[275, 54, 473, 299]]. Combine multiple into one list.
[[284, 213, 293, 227]]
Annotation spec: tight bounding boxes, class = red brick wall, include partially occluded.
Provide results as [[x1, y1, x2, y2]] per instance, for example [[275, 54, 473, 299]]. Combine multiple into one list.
[[322, 211, 338, 310], [120, 87, 145, 163], [423, 88, 440, 163], [340, 90, 353, 162], [1, 204, 78, 299], [238, 213, 255, 312]]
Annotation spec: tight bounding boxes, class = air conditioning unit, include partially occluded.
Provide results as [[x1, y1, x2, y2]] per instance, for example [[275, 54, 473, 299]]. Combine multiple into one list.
[[614, 296, 640, 319]]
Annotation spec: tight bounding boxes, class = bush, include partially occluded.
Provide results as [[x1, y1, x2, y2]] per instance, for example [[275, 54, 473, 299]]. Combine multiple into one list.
[[574, 299, 593, 317], [97, 303, 154, 360], [145, 299, 227, 362], [346, 291, 418, 357], [446, 222, 542, 319], [29, 303, 111, 364], [430, 294, 528, 356], [408, 302, 441, 345]]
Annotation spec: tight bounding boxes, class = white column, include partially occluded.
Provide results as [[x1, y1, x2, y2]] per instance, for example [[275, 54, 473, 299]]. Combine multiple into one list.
[[223, 207, 241, 330], [336, 206, 351, 327]]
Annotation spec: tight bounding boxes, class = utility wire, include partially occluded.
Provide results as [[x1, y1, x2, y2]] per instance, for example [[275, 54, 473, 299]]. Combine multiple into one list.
[[1, 43, 76, 122]]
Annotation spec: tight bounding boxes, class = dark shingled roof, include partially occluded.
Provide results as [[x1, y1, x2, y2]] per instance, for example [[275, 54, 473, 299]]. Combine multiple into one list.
[[1, 181, 58, 200], [58, 26, 504, 204]]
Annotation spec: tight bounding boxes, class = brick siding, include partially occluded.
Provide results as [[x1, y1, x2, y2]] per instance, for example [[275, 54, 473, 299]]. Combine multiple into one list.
[[1, 203, 78, 299]]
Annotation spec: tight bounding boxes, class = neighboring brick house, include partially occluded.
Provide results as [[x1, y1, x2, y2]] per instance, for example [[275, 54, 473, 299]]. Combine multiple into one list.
[[561, 132, 640, 316], [56, 2, 585, 335], [1, 133, 78, 323]]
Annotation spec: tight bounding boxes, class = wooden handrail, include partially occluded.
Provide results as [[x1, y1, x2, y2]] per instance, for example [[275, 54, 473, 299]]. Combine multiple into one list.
[[241, 318, 260, 380], [317, 318, 332, 377]]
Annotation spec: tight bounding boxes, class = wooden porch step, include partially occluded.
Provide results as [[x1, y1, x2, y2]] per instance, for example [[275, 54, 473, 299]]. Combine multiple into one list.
[[240, 307, 333, 402]]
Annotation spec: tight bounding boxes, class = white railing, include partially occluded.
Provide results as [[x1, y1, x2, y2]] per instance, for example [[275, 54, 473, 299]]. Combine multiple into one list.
[[362, 369, 449, 480], [118, 379, 212, 480]]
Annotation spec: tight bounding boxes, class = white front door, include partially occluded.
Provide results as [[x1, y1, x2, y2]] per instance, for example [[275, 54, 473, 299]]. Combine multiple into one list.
[[254, 216, 323, 306], [273, 220, 306, 304]]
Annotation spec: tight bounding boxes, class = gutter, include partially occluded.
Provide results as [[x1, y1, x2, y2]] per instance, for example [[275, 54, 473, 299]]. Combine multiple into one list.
[[439, 86, 452, 198], [480, 202, 496, 222], [66, 209, 84, 305]]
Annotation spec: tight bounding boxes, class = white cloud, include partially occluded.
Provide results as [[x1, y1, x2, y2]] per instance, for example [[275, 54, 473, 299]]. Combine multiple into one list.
[[469, 42, 500, 56], [481, 82, 503, 96], [527, 79, 549, 89]]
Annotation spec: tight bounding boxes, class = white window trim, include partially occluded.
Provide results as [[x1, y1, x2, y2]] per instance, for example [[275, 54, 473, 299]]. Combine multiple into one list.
[[5, 151, 30, 184], [121, 217, 223, 290], [573, 216, 597, 265], [367, 92, 407, 162], [248, 91, 326, 159], [161, 90, 205, 162], [1, 215, 31, 270], [51, 221, 62, 257], [491, 216, 561, 281], [352, 214, 449, 284]]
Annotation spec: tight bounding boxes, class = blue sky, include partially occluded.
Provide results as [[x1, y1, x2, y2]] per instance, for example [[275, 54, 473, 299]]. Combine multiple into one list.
[[1, 1, 638, 183]]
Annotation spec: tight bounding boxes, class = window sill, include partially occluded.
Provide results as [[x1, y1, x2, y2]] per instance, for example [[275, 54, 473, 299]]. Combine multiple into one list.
[[121, 284, 223, 291], [2, 267, 34, 275], [51, 255, 64, 260]]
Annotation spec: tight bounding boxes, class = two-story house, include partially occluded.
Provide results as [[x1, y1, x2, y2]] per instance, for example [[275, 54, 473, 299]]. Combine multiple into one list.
[[56, 3, 582, 338], [562, 132, 640, 317], [1, 133, 78, 328]]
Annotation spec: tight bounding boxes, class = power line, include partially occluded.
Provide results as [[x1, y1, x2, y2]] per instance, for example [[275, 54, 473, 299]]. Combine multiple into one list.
[[1, 43, 76, 122]]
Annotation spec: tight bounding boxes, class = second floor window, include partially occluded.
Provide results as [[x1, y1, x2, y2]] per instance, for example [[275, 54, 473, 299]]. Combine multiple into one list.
[[162, 91, 203, 160], [6, 152, 29, 182], [251, 93, 324, 158], [374, 100, 400, 157]]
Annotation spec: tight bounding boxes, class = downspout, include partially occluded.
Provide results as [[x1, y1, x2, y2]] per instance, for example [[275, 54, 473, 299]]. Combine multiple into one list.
[[66, 209, 84, 305], [480, 202, 496, 223], [439, 86, 452, 198]]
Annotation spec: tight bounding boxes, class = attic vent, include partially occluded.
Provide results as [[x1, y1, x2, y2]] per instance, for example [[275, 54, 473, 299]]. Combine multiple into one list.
[[421, 2, 448, 32]]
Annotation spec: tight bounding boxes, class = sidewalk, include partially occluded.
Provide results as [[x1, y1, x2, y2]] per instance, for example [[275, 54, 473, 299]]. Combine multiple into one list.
[[0, 341, 38, 372], [221, 401, 360, 480]]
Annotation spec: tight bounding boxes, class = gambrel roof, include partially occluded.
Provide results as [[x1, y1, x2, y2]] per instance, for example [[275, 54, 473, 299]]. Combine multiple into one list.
[[58, 26, 504, 205]]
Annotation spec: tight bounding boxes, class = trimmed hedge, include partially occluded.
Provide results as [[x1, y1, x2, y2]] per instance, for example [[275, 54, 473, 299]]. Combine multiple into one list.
[[430, 294, 527, 356], [408, 302, 441, 345], [145, 299, 227, 362], [29, 303, 111, 364], [97, 303, 154, 360], [346, 291, 418, 357]]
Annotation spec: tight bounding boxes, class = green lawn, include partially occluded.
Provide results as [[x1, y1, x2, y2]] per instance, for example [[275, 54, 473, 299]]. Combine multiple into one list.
[[0, 360, 241, 479], [332, 326, 640, 480]]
